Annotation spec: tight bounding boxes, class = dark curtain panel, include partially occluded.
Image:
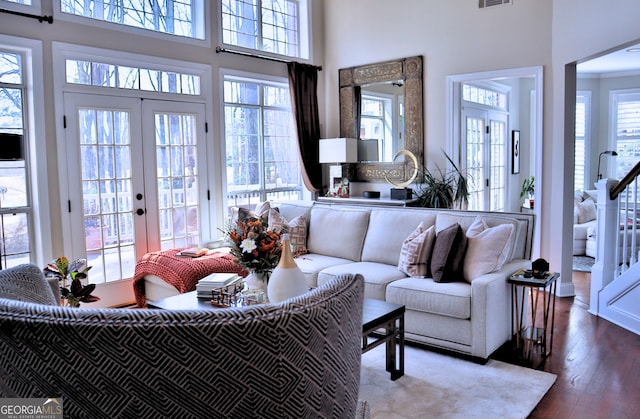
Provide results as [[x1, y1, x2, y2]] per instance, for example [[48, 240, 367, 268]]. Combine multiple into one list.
[[287, 62, 322, 193], [354, 85, 362, 139]]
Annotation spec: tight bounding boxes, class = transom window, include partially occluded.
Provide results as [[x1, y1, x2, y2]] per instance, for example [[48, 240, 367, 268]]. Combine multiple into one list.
[[65, 58, 201, 95], [223, 74, 302, 212], [221, 0, 309, 59], [59, 0, 205, 40], [463, 84, 507, 110]]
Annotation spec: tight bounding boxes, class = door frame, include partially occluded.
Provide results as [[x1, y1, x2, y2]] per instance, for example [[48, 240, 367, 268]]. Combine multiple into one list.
[[447, 66, 543, 258]]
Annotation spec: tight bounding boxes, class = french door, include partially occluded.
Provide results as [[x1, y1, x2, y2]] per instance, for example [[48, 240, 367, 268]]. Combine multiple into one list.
[[63, 94, 207, 283], [462, 107, 508, 211]]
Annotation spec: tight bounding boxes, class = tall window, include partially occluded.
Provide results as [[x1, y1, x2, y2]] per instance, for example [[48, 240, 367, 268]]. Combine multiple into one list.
[[59, 0, 205, 40], [223, 74, 302, 212], [0, 49, 32, 268], [612, 89, 640, 179], [574, 92, 591, 190], [221, 0, 309, 59]]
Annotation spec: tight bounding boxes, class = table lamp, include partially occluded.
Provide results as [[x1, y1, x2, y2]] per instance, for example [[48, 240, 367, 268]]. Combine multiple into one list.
[[319, 138, 358, 197]]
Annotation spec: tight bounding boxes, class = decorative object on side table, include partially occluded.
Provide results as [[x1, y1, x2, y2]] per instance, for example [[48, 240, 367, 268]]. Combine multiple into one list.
[[224, 215, 282, 293], [385, 149, 419, 200], [44, 256, 99, 307], [268, 233, 307, 303], [319, 137, 358, 197]]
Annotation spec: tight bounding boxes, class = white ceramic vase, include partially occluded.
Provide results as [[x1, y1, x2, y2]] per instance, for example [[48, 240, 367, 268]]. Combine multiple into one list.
[[267, 234, 307, 303]]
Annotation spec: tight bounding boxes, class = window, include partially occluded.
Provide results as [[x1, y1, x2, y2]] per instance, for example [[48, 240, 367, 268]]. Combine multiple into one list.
[[221, 0, 309, 59], [223, 74, 302, 213], [0, 49, 32, 268], [612, 90, 640, 179], [574, 92, 591, 190], [65, 58, 201, 95], [59, 0, 205, 40]]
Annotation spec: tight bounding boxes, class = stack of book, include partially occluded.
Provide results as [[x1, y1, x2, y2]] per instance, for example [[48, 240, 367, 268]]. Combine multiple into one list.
[[196, 273, 241, 299], [176, 247, 209, 258]]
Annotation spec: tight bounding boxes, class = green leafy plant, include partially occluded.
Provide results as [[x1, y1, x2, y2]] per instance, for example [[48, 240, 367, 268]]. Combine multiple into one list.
[[414, 151, 469, 209], [520, 176, 535, 200], [44, 256, 99, 307]]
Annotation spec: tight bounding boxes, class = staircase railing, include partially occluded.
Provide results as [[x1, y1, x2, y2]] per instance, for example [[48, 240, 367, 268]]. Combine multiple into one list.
[[590, 161, 640, 315]]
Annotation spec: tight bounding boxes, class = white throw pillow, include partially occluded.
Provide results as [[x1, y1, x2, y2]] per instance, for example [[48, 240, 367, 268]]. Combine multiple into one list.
[[398, 222, 436, 278], [463, 218, 514, 283], [576, 198, 597, 224]]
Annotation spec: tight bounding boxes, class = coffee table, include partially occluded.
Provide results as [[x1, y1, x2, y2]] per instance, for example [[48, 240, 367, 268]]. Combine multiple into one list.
[[148, 293, 405, 380], [362, 298, 405, 381]]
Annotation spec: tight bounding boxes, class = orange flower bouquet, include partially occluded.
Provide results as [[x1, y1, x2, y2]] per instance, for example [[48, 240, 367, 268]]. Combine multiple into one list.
[[226, 216, 282, 279]]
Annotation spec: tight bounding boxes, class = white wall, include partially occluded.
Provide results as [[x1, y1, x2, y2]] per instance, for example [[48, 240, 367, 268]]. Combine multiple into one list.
[[551, 0, 640, 295], [321, 0, 640, 296]]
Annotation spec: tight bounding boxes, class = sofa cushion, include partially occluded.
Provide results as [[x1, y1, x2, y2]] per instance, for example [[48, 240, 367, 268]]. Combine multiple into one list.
[[398, 222, 435, 277], [430, 223, 467, 283], [361, 209, 437, 265], [463, 218, 514, 282], [268, 209, 308, 256], [386, 277, 472, 320], [306, 206, 370, 261], [318, 262, 407, 301], [293, 253, 353, 289], [576, 198, 597, 224]]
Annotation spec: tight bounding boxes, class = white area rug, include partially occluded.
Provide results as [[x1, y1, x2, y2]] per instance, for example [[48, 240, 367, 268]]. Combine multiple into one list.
[[360, 345, 556, 419]]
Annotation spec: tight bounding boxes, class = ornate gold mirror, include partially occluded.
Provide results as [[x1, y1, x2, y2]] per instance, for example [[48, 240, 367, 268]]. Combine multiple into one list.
[[339, 55, 423, 182]]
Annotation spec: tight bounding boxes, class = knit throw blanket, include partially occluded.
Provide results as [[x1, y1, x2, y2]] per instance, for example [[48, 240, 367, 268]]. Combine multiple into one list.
[[133, 248, 243, 307]]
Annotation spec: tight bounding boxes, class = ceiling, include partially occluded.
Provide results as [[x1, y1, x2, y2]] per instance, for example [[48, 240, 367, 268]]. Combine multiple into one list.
[[577, 43, 640, 75]]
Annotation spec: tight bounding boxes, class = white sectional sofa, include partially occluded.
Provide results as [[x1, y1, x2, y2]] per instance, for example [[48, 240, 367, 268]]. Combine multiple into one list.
[[272, 200, 535, 360]]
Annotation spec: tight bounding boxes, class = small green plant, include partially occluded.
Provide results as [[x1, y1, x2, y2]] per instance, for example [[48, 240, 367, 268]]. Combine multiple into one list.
[[520, 176, 535, 200], [414, 151, 469, 209]]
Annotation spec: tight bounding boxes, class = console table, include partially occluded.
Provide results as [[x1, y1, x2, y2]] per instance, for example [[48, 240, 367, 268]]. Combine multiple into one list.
[[318, 196, 416, 207]]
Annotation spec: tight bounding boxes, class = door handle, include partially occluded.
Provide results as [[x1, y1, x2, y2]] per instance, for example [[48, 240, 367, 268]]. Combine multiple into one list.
[[136, 193, 143, 200], [136, 208, 145, 216]]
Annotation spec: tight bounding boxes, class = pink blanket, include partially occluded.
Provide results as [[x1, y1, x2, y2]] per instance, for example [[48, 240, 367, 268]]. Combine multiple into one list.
[[133, 248, 243, 307]]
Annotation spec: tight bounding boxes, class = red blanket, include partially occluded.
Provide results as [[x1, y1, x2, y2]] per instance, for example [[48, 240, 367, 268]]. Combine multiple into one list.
[[133, 248, 243, 307]]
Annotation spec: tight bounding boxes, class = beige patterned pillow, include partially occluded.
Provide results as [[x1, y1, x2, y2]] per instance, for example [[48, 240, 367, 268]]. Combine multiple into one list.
[[398, 222, 436, 277], [268, 209, 308, 257]]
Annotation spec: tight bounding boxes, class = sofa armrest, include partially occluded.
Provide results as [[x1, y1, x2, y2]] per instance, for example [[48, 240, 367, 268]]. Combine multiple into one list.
[[469, 259, 530, 359]]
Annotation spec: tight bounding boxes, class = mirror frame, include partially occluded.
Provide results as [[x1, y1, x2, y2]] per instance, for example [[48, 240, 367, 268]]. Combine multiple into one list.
[[339, 55, 424, 182]]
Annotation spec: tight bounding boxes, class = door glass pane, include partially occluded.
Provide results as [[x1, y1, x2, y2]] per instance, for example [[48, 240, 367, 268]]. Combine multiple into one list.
[[489, 120, 506, 211], [155, 112, 200, 250], [466, 116, 484, 211], [79, 108, 135, 283]]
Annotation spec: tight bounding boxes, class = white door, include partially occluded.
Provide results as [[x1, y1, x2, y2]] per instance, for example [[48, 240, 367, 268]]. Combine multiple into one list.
[[462, 107, 508, 211], [63, 94, 207, 283]]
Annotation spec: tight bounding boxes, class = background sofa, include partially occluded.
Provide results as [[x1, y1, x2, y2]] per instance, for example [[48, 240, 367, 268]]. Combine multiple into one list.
[[270, 201, 535, 360], [0, 264, 366, 418]]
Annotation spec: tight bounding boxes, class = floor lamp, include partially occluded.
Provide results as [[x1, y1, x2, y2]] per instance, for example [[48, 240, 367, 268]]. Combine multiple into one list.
[[597, 150, 618, 182]]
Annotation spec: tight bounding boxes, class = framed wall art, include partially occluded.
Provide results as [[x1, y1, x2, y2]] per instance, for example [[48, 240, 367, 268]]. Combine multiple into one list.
[[512, 130, 520, 174]]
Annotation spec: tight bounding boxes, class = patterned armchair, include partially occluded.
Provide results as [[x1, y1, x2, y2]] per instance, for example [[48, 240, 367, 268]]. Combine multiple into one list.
[[0, 264, 367, 418]]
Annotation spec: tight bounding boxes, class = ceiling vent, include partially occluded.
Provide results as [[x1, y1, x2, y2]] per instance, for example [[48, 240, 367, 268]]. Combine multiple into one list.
[[479, 0, 511, 8]]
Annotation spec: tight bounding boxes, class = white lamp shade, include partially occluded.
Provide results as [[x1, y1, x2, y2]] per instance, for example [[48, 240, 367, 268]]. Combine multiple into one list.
[[319, 138, 358, 163], [358, 139, 379, 162]]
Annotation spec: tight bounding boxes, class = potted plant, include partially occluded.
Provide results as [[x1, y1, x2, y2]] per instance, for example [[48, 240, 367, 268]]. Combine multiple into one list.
[[520, 176, 535, 208], [413, 152, 469, 209]]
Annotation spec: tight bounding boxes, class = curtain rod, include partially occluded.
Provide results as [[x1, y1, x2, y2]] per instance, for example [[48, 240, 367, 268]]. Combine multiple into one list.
[[215, 47, 322, 71], [0, 8, 53, 23]]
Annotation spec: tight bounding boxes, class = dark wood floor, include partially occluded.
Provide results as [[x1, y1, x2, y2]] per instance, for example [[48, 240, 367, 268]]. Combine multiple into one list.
[[493, 271, 640, 418]]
